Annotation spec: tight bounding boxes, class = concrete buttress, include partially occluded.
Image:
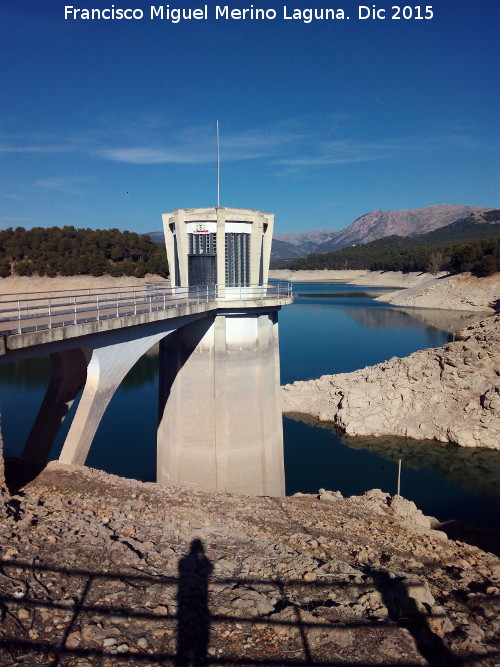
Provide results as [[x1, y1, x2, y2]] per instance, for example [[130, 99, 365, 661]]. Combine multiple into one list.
[[21, 348, 91, 464], [59, 329, 174, 466]]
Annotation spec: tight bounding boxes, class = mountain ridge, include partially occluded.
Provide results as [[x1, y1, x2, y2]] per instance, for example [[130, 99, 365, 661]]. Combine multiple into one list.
[[274, 204, 493, 257]]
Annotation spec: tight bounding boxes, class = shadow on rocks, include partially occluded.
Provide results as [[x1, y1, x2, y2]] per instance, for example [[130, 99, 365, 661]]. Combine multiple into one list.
[[176, 539, 213, 667], [368, 566, 463, 667]]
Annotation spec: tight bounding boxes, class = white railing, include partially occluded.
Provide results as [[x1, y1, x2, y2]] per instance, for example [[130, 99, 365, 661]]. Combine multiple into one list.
[[0, 282, 292, 335]]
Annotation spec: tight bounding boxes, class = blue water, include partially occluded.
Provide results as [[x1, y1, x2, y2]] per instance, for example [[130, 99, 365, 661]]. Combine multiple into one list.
[[1, 282, 499, 527], [279, 282, 447, 382]]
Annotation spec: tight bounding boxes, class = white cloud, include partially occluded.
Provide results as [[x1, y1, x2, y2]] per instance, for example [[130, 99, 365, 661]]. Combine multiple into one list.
[[0, 113, 492, 172], [275, 132, 489, 168], [34, 176, 94, 195], [0, 144, 73, 154], [95, 147, 212, 165]]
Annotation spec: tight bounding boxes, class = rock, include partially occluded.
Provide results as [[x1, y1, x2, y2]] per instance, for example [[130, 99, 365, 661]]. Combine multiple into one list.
[[81, 624, 104, 642], [402, 578, 436, 613], [389, 496, 432, 529], [364, 489, 389, 503], [65, 631, 81, 649], [282, 315, 500, 451], [1, 461, 498, 666], [318, 489, 343, 501], [427, 605, 454, 636], [325, 628, 354, 648]]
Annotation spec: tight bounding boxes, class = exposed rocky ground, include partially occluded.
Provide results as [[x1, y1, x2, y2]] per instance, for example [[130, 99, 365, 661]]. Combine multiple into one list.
[[270, 270, 499, 313], [282, 315, 500, 450], [0, 461, 499, 666], [375, 273, 499, 313]]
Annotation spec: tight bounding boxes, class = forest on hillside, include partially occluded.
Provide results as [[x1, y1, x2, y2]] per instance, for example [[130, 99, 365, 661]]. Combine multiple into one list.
[[284, 236, 500, 276], [0, 226, 169, 278], [280, 214, 500, 277]]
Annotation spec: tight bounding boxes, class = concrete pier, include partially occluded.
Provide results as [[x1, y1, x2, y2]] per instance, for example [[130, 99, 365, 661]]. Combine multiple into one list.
[[157, 308, 285, 496]]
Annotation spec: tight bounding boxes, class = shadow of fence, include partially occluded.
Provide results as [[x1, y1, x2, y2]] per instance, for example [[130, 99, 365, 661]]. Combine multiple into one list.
[[0, 546, 490, 666]]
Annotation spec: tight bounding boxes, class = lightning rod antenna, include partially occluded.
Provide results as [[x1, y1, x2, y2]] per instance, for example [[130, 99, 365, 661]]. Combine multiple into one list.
[[216, 120, 220, 207]]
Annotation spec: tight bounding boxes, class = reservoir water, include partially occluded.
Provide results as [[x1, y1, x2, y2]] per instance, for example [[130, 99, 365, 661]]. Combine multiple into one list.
[[1, 282, 498, 528]]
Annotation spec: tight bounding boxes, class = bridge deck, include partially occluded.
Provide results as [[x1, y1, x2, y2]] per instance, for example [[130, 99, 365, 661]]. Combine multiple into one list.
[[0, 282, 292, 355]]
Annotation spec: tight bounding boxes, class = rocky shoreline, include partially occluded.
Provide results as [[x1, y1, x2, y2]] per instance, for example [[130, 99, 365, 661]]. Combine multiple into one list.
[[375, 273, 499, 314], [1, 461, 499, 666], [282, 315, 500, 450], [270, 270, 499, 313]]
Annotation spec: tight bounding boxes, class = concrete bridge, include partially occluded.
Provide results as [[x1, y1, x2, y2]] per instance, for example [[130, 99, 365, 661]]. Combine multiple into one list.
[[0, 282, 292, 496]]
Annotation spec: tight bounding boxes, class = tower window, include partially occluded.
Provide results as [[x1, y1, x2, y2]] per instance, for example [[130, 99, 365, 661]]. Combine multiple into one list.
[[188, 232, 217, 255], [225, 233, 250, 286]]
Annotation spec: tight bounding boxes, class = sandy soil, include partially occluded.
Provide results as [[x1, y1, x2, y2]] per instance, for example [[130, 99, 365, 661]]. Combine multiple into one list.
[[0, 274, 170, 300], [269, 269, 439, 286]]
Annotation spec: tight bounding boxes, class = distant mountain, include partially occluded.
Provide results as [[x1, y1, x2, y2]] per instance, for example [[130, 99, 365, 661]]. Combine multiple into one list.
[[272, 205, 493, 258], [408, 210, 500, 245], [274, 229, 341, 249], [147, 231, 165, 244], [331, 210, 500, 252], [269, 238, 306, 259], [280, 209, 500, 275], [315, 204, 493, 253]]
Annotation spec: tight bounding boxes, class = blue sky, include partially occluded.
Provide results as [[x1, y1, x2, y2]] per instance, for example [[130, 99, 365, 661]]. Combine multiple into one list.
[[1, 0, 498, 235]]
